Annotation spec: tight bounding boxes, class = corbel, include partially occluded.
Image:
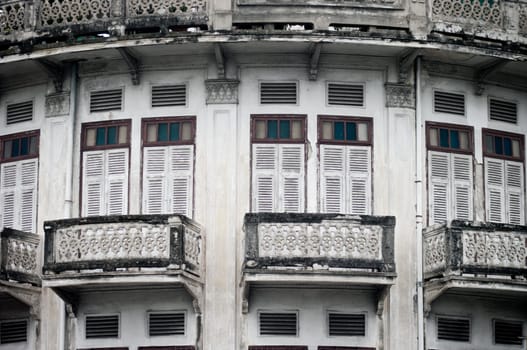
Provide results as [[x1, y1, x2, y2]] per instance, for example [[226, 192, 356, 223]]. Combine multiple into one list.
[[214, 43, 225, 79], [36, 58, 64, 92], [51, 287, 79, 317], [376, 285, 391, 318], [308, 43, 322, 81], [182, 278, 203, 315], [118, 47, 141, 85], [398, 49, 420, 83], [423, 283, 449, 318], [240, 276, 250, 314], [474, 59, 508, 95]]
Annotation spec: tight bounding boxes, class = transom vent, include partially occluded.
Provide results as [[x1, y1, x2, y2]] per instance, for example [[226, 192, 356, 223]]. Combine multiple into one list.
[[85, 314, 119, 338], [148, 312, 185, 336], [0, 320, 27, 344], [151, 84, 187, 107], [489, 98, 517, 124], [437, 316, 470, 342], [494, 319, 523, 345], [260, 82, 298, 104], [327, 83, 364, 106], [90, 89, 123, 113], [259, 312, 298, 336], [434, 91, 465, 116], [6, 100, 33, 124], [328, 313, 366, 336]]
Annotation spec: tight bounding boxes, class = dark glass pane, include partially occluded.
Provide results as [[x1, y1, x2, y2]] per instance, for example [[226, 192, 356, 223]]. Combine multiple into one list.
[[158, 123, 168, 142], [280, 120, 290, 139], [334, 122, 345, 140], [439, 129, 449, 148], [96, 127, 106, 146], [107, 126, 117, 145], [30, 136, 38, 155], [504, 137, 512, 156], [267, 120, 278, 139], [11, 139, 20, 157], [346, 122, 357, 141], [20, 137, 29, 156], [495, 136, 503, 155], [170, 123, 180, 141], [3, 141, 11, 159], [450, 130, 459, 149]]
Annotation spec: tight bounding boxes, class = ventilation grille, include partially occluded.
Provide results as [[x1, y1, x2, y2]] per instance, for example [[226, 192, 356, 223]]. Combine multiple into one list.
[[151, 85, 187, 107], [327, 83, 364, 106], [149, 312, 185, 336], [85, 315, 119, 338], [494, 320, 523, 345], [489, 98, 517, 124], [6, 100, 33, 124], [90, 89, 123, 113], [259, 312, 298, 336], [437, 317, 470, 342], [260, 82, 297, 104], [328, 313, 365, 336], [0, 320, 27, 344], [434, 91, 465, 116]]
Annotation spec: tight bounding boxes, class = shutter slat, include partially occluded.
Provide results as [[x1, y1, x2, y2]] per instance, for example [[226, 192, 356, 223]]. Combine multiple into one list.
[[429, 152, 450, 224], [1, 163, 18, 229], [259, 312, 297, 336], [149, 312, 185, 336], [348, 146, 371, 215], [434, 91, 465, 115], [505, 161, 524, 225], [253, 144, 278, 212], [485, 158, 506, 223], [90, 89, 123, 112], [85, 315, 119, 338], [437, 317, 470, 342], [494, 320, 523, 345], [151, 85, 187, 107], [452, 154, 473, 221], [327, 83, 364, 106], [143, 147, 167, 215], [0, 320, 28, 344], [6, 100, 33, 124], [170, 145, 194, 217], [280, 145, 304, 213], [260, 82, 297, 104], [490, 98, 517, 123]]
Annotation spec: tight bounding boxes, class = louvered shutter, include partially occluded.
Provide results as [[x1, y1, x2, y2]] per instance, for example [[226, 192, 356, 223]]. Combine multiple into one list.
[[452, 154, 473, 221], [143, 147, 168, 215], [505, 161, 524, 225], [429, 151, 450, 224], [348, 146, 371, 215], [19, 159, 38, 232], [0, 163, 18, 230], [253, 144, 278, 212], [83, 151, 105, 217], [106, 149, 129, 215], [485, 158, 505, 223], [279, 144, 304, 212], [169, 145, 194, 217], [320, 145, 345, 213]]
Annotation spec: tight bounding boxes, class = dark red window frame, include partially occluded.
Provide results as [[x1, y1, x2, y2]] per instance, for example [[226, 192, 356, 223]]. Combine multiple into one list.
[[0, 130, 40, 164], [81, 119, 131, 151], [251, 115, 306, 144], [248, 347, 308, 350], [482, 128, 524, 162], [138, 347, 195, 350], [318, 115, 373, 146], [141, 116, 196, 147], [426, 121, 474, 155]]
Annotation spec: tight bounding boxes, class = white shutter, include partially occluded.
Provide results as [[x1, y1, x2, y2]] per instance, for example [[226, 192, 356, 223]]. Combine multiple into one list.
[[429, 151, 450, 224], [143, 147, 167, 215], [19, 159, 38, 232], [452, 154, 473, 221], [169, 145, 194, 217], [485, 157, 505, 223], [320, 145, 345, 213], [348, 146, 371, 215], [106, 149, 129, 215], [1, 163, 18, 229], [279, 144, 304, 212], [83, 151, 105, 217], [505, 161, 524, 225], [253, 144, 278, 212]]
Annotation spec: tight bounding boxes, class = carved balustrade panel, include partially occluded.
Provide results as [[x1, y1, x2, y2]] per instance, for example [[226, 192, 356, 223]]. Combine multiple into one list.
[[258, 222, 382, 261], [40, 0, 111, 27], [127, 0, 206, 17], [0, 1, 27, 35], [423, 230, 446, 274], [463, 230, 527, 269], [184, 226, 202, 269], [432, 0, 502, 26], [520, 5, 527, 35], [5, 236, 39, 275]]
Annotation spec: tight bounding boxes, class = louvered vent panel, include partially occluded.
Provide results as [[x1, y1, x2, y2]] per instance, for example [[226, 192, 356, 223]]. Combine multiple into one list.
[[490, 99, 517, 123], [260, 82, 297, 104], [327, 83, 364, 106], [85, 315, 119, 338], [437, 317, 470, 342], [434, 91, 465, 115], [494, 320, 523, 345], [152, 85, 187, 107], [6, 100, 33, 124], [90, 89, 123, 112], [259, 312, 297, 335], [149, 312, 185, 336], [328, 313, 365, 336], [0, 320, 27, 344]]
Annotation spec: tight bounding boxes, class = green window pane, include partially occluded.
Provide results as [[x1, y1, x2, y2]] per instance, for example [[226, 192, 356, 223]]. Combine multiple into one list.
[[170, 123, 180, 141], [96, 127, 106, 146], [30, 136, 38, 155], [280, 120, 290, 139], [267, 120, 278, 139], [20, 137, 29, 156], [11, 139, 19, 157], [158, 123, 168, 142], [346, 122, 357, 141], [334, 122, 345, 140], [450, 130, 459, 149], [485, 135, 493, 154], [3, 140, 12, 159], [504, 138, 512, 156], [439, 129, 449, 148], [107, 126, 117, 145], [495, 136, 503, 155]]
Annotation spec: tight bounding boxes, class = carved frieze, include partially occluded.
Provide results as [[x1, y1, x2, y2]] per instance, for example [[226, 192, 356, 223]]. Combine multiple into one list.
[[432, 0, 501, 25], [45, 92, 70, 117], [463, 230, 527, 269], [205, 79, 239, 104], [40, 0, 111, 26], [385, 83, 415, 108], [0, 1, 26, 35], [127, 0, 207, 17], [5, 237, 39, 275], [423, 232, 446, 273], [184, 226, 202, 269]]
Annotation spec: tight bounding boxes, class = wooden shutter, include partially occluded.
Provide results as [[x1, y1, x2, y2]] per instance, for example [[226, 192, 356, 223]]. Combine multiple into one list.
[[320, 145, 345, 213], [429, 151, 450, 224], [452, 154, 473, 221], [348, 146, 371, 215], [83, 151, 105, 217], [106, 149, 129, 215], [19, 159, 38, 232], [485, 157, 505, 223], [253, 144, 278, 212], [279, 144, 304, 212], [169, 145, 194, 217], [505, 161, 524, 225], [1, 163, 18, 230], [143, 147, 167, 215]]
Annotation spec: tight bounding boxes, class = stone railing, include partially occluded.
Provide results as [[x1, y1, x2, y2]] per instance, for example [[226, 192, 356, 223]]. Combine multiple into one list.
[[43, 215, 203, 277], [423, 221, 527, 279], [244, 213, 395, 273], [0, 0, 28, 34], [1, 228, 41, 285], [520, 4, 527, 35], [431, 0, 503, 27]]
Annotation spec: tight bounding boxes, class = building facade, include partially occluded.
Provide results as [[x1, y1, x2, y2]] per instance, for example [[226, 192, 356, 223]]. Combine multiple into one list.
[[0, 0, 526, 349]]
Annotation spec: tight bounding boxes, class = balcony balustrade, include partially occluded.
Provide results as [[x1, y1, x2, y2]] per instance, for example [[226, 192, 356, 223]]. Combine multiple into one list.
[[1, 228, 40, 285]]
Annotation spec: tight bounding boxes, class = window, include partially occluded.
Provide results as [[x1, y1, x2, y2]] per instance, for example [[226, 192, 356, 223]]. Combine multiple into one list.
[[81, 120, 130, 217], [483, 129, 524, 225], [319, 116, 372, 215], [493, 319, 523, 345], [85, 314, 119, 338], [427, 122, 474, 224], [142, 117, 195, 218], [258, 311, 298, 336], [251, 115, 306, 212], [0, 131, 39, 233], [0, 319, 28, 344], [327, 312, 366, 336], [148, 311, 185, 336], [436, 316, 470, 342]]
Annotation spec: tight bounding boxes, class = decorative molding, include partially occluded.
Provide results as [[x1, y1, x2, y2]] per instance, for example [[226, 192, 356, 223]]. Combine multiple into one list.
[[184, 226, 202, 269], [385, 83, 415, 108], [40, 0, 111, 27], [432, 0, 502, 26], [4, 236, 39, 276], [127, 0, 207, 17], [0, 1, 27, 35], [45, 92, 70, 117], [463, 230, 527, 269], [205, 79, 239, 104], [423, 231, 446, 274]]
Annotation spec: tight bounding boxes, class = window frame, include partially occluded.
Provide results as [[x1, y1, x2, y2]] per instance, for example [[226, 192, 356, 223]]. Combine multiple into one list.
[[0, 130, 40, 164], [251, 114, 306, 144], [426, 122, 474, 155], [141, 116, 196, 147], [81, 119, 131, 151], [482, 128, 524, 162], [318, 115, 373, 146]]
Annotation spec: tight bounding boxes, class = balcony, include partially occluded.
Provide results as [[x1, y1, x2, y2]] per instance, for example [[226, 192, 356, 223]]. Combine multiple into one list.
[[1, 228, 40, 286]]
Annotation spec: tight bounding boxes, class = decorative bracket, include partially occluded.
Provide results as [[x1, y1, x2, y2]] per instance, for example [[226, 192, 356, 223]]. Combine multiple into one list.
[[240, 277, 250, 314], [36, 58, 64, 92], [214, 44, 225, 79], [51, 287, 79, 317], [474, 59, 508, 95], [118, 47, 141, 85], [376, 285, 391, 318], [309, 43, 322, 81], [423, 284, 449, 318], [398, 49, 420, 83]]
